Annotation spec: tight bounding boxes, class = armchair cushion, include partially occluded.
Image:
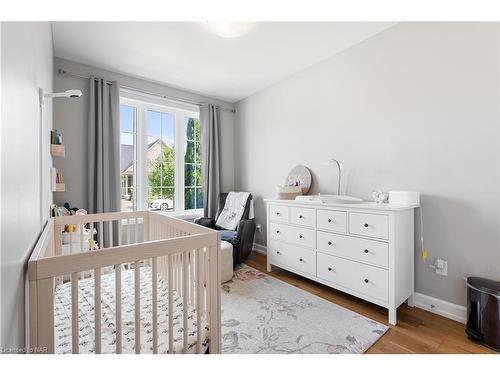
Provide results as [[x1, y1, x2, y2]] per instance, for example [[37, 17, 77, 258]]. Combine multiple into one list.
[[220, 230, 239, 245], [194, 217, 216, 229]]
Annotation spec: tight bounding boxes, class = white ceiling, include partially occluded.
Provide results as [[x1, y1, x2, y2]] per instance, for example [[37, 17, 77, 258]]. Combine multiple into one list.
[[52, 22, 395, 103]]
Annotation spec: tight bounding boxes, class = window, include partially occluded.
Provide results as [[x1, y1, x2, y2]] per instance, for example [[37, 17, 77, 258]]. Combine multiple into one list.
[[119, 94, 202, 213]]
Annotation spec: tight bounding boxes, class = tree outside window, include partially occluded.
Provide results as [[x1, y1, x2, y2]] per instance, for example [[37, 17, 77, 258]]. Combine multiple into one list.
[[184, 118, 203, 210]]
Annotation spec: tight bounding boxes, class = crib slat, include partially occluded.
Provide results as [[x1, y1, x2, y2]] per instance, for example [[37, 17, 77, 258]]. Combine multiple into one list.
[[89, 222, 94, 246], [196, 248, 202, 354], [108, 221, 114, 247], [99, 222, 103, 249], [118, 219, 122, 246], [189, 250, 194, 306], [134, 261, 141, 354], [202, 249, 207, 316], [176, 255, 180, 291], [54, 223, 62, 258], [115, 265, 122, 354], [71, 272, 79, 354], [135, 218, 139, 244], [79, 224, 84, 252], [152, 257, 158, 354], [182, 251, 189, 353], [94, 267, 101, 354], [173, 254, 177, 293], [177, 254, 181, 293], [168, 254, 174, 353], [208, 245, 221, 354], [127, 218, 130, 245], [143, 215, 149, 242], [69, 231, 74, 253]]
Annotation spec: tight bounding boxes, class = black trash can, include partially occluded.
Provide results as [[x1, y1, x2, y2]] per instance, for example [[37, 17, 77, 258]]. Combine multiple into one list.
[[466, 277, 500, 352]]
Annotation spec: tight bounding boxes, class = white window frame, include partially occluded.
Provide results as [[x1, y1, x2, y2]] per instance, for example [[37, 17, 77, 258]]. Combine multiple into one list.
[[120, 91, 202, 216]]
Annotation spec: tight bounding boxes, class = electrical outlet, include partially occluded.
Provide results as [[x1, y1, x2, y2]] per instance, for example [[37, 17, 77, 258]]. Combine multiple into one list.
[[256, 224, 262, 232], [435, 258, 448, 276]]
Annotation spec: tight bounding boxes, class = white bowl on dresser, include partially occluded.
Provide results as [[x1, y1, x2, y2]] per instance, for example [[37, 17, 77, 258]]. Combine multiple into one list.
[[265, 198, 419, 325]]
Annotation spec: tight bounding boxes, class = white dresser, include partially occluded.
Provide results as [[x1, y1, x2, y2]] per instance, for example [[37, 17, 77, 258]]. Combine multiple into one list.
[[265, 199, 418, 325]]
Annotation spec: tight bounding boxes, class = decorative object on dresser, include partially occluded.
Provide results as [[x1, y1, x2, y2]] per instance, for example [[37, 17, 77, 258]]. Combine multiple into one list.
[[285, 164, 312, 194], [372, 190, 389, 204], [265, 198, 418, 325], [276, 185, 303, 200], [221, 265, 388, 353], [389, 191, 420, 205]]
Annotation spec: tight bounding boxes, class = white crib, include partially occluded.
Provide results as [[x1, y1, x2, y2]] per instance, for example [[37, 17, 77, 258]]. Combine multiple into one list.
[[27, 211, 221, 354]]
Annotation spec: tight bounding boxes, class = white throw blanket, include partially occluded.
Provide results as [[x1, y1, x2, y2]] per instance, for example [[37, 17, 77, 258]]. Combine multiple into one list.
[[215, 192, 251, 230]]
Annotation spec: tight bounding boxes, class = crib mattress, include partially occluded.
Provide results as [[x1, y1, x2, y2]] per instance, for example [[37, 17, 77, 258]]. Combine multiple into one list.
[[54, 266, 209, 354]]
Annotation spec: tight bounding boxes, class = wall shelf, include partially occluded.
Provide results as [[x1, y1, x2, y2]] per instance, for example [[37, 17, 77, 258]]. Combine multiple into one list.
[[53, 183, 65, 192], [51, 144, 65, 157]]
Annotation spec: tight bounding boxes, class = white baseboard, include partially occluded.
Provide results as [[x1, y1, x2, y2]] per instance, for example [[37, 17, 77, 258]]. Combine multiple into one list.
[[252, 243, 267, 255], [251, 243, 467, 324], [413, 292, 467, 324]]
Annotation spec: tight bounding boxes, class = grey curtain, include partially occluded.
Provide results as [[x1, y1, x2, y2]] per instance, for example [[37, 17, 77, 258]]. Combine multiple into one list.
[[87, 77, 120, 245], [201, 105, 221, 218]]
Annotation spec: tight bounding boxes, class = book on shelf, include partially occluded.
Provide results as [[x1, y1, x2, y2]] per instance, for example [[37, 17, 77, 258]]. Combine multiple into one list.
[[50, 129, 63, 145], [51, 168, 65, 191]]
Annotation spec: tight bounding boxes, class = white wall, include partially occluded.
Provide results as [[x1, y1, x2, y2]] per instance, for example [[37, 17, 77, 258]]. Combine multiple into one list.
[[53, 58, 235, 210], [235, 23, 500, 307], [0, 21, 3, 344], [1, 22, 54, 349]]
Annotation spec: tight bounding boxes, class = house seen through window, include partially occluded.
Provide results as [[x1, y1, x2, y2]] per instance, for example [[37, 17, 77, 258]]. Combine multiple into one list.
[[120, 95, 202, 213]]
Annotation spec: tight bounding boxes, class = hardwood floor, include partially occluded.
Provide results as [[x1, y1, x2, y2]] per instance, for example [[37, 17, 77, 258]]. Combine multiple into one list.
[[244, 251, 496, 354]]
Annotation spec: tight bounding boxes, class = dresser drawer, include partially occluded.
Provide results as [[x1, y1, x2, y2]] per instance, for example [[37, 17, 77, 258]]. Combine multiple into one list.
[[269, 223, 316, 249], [317, 209, 347, 233], [268, 240, 294, 269], [349, 212, 389, 240], [290, 206, 316, 228], [317, 252, 388, 302], [268, 240, 316, 276], [317, 231, 388, 268], [269, 204, 289, 223]]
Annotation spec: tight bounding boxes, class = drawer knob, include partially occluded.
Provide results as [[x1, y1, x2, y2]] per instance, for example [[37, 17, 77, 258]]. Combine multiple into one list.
[[276, 212, 280, 216], [328, 219, 332, 223], [364, 278, 369, 283], [299, 235, 303, 238], [299, 215, 304, 219], [328, 241, 333, 246], [299, 258, 303, 262], [364, 249, 369, 254], [276, 230, 280, 234], [276, 251, 280, 255], [328, 267, 333, 271], [364, 223, 369, 228]]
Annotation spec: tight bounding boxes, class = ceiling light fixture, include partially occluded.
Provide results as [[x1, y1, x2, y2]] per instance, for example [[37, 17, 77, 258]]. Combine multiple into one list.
[[201, 22, 256, 38]]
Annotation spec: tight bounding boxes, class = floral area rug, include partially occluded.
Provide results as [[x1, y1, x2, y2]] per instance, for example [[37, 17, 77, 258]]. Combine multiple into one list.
[[221, 265, 388, 354]]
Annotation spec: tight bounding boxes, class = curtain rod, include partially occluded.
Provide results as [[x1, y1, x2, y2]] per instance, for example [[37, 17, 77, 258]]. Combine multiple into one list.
[[57, 68, 236, 113]]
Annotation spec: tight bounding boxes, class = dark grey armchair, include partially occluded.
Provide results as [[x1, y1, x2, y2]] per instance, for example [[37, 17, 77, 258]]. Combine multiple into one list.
[[195, 193, 255, 265]]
